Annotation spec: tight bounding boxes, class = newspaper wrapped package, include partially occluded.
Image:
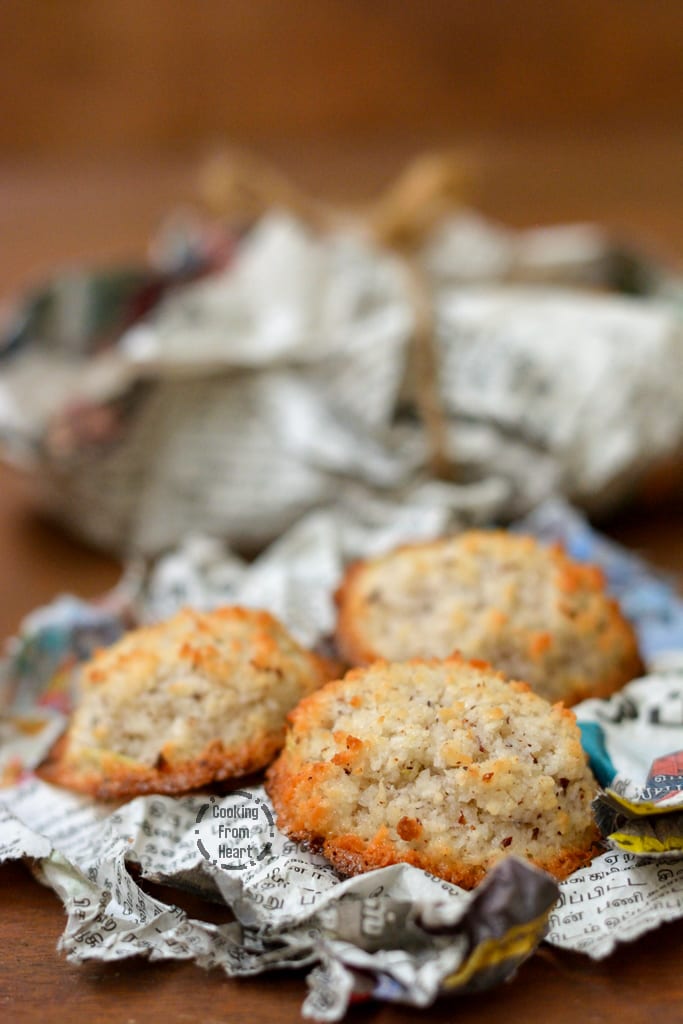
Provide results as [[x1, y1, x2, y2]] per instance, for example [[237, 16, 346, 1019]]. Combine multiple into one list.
[[1, 209, 682, 554]]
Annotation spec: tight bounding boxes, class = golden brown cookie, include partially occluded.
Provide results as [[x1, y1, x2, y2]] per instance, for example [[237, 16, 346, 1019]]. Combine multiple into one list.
[[266, 656, 601, 888], [335, 531, 642, 706], [39, 606, 338, 800]]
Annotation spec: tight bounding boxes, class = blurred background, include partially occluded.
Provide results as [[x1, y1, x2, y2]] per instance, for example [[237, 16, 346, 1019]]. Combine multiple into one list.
[[2, 1, 683, 290], [1, 0, 683, 624]]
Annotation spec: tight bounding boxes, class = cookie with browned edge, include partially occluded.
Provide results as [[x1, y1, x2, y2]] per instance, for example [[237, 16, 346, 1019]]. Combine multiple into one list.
[[266, 656, 601, 888], [40, 606, 337, 799], [335, 531, 642, 706]]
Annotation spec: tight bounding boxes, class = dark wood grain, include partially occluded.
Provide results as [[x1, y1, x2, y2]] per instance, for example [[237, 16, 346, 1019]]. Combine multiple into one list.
[[1, 141, 683, 1022], [1, 1, 682, 155]]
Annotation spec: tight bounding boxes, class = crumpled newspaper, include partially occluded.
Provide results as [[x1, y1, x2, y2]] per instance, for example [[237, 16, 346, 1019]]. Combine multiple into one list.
[[2, 498, 683, 1017], [1, 210, 682, 554], [578, 678, 683, 858], [1, 778, 558, 1018]]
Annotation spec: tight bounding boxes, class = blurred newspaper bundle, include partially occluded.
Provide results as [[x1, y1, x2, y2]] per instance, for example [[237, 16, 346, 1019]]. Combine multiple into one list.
[[1, 159, 682, 555]]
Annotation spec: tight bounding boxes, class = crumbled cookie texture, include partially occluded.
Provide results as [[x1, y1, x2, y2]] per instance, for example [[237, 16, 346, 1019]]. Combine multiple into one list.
[[39, 606, 338, 799], [267, 657, 601, 888], [335, 530, 642, 705]]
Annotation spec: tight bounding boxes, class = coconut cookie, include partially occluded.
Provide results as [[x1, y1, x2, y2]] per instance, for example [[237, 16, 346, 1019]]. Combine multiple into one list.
[[39, 606, 337, 800], [266, 657, 601, 888], [335, 531, 642, 706]]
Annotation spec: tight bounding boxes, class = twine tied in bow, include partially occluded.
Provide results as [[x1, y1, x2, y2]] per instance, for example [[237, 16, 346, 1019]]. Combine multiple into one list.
[[198, 149, 474, 481]]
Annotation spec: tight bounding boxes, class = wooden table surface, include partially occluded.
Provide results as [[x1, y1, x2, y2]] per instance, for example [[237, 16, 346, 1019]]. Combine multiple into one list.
[[1, 137, 683, 1022]]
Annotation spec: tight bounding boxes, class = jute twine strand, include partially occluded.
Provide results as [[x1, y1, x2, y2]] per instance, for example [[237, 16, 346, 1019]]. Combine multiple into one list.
[[199, 150, 472, 480]]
